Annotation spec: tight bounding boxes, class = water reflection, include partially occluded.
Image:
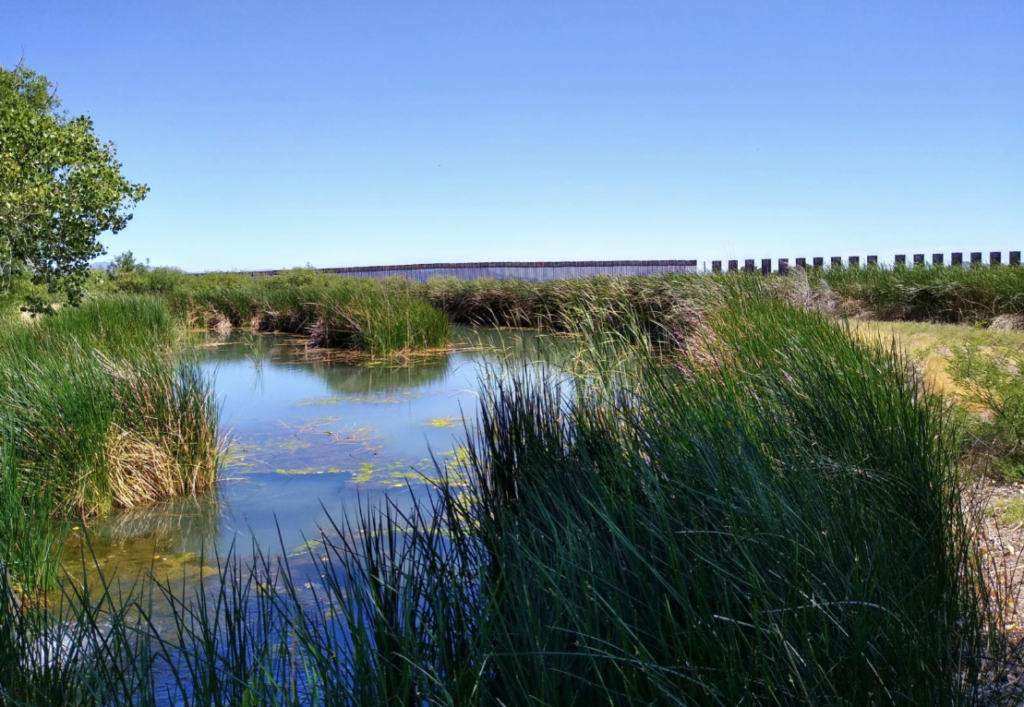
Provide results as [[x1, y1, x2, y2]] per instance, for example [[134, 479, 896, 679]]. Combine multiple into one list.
[[63, 328, 557, 590]]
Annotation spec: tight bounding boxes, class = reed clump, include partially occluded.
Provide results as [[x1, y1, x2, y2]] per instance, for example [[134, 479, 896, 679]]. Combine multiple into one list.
[[811, 263, 1024, 323], [0, 442, 65, 592], [418, 273, 738, 351], [419, 265, 1024, 331], [0, 296, 219, 526], [0, 296, 1006, 705], [455, 296, 995, 704], [109, 268, 453, 356], [102, 263, 1024, 362]]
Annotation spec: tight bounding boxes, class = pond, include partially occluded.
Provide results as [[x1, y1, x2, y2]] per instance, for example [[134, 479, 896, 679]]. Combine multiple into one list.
[[61, 327, 561, 600]]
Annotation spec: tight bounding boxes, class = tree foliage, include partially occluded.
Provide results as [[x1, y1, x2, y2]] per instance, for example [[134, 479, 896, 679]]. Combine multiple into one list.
[[0, 62, 148, 305], [108, 250, 147, 279]]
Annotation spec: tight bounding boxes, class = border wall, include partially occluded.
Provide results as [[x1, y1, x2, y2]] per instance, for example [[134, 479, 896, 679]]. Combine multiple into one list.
[[200, 251, 1021, 280]]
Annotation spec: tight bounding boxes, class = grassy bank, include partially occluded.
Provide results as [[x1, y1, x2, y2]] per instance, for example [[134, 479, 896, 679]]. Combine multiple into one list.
[[419, 264, 1024, 333], [108, 268, 453, 357], [417, 273, 745, 352], [854, 320, 1024, 481], [811, 263, 1024, 323], [0, 296, 220, 589], [95, 263, 1024, 357], [0, 297, 1005, 705]]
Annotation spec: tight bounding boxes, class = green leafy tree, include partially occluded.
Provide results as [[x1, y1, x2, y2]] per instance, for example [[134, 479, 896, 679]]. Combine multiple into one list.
[[1, 61, 148, 306], [108, 250, 147, 279]]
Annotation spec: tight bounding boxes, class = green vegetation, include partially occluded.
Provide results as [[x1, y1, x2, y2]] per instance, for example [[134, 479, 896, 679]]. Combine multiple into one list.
[[418, 264, 1024, 334], [0, 296, 1007, 705], [455, 297, 994, 703], [0, 296, 219, 589], [987, 497, 1024, 527], [1, 63, 148, 306], [854, 319, 1024, 482], [949, 342, 1024, 480], [854, 319, 1024, 354], [812, 263, 1024, 323], [108, 267, 453, 356], [417, 273, 744, 352], [2, 266, 1023, 703], [0, 441, 64, 591]]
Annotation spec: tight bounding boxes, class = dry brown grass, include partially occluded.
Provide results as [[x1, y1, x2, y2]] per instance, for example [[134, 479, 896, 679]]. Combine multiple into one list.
[[96, 353, 220, 513], [991, 314, 1024, 332], [781, 269, 866, 319], [105, 427, 178, 508]]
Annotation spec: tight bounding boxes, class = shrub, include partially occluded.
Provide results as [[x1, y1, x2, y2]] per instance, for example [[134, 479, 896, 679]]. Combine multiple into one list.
[[948, 343, 1024, 479]]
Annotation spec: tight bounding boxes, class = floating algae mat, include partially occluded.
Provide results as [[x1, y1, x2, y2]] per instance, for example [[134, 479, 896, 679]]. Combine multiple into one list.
[[62, 328, 561, 595]]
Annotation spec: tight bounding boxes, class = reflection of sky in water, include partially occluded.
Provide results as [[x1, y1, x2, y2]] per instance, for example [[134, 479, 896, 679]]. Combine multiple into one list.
[[64, 329, 557, 588]]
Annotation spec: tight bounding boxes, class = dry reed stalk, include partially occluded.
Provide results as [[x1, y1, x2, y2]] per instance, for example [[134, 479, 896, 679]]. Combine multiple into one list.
[[104, 426, 176, 508], [990, 314, 1024, 332]]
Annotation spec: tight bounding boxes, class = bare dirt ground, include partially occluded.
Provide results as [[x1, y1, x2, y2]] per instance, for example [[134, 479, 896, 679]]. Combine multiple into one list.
[[977, 478, 1024, 703]]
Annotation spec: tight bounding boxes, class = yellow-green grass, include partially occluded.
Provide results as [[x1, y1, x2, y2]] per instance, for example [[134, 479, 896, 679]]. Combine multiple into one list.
[[854, 319, 1024, 483], [987, 496, 1024, 526], [852, 320, 1024, 399]]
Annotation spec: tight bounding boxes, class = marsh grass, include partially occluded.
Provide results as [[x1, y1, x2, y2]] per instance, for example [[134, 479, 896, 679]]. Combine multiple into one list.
[[106, 264, 1024, 355], [419, 265, 1024, 333], [418, 273, 723, 338], [110, 268, 453, 356], [0, 297, 220, 589], [0, 441, 66, 592], [0, 295, 1008, 705], [462, 296, 998, 704], [813, 263, 1024, 323]]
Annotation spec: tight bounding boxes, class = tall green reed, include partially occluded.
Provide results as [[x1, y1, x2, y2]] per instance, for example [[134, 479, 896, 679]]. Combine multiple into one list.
[[108, 268, 454, 356], [0, 440, 66, 592], [1, 295, 1005, 705], [0, 296, 220, 583], [460, 297, 993, 704], [418, 265, 1024, 329], [811, 263, 1024, 322]]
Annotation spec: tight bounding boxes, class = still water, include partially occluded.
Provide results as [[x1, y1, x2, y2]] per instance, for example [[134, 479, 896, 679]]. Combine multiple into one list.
[[63, 328, 557, 592]]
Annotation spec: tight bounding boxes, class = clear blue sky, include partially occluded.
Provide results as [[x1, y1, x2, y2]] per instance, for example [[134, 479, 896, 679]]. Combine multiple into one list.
[[3, 1, 1021, 271]]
